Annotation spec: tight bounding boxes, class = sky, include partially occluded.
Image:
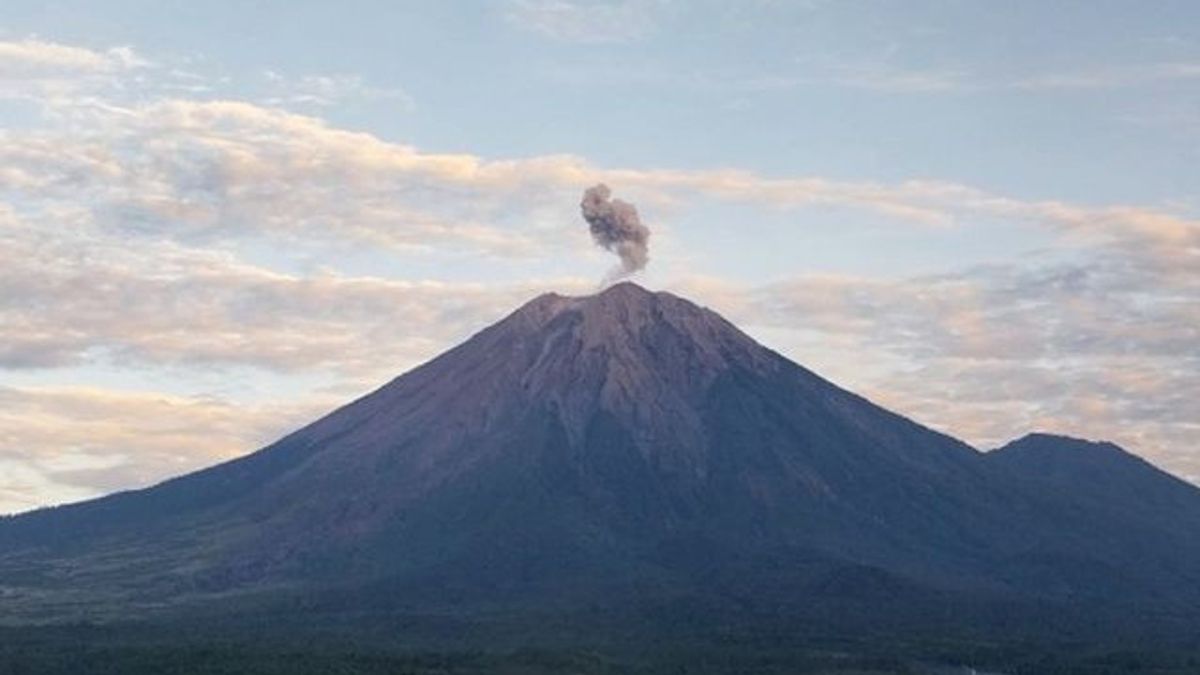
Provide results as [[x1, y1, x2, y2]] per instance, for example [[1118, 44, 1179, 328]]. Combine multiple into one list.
[[1, 0, 1197, 514]]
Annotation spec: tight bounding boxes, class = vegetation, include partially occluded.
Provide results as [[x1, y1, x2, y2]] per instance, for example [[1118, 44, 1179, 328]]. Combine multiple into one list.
[[2, 622, 1199, 675]]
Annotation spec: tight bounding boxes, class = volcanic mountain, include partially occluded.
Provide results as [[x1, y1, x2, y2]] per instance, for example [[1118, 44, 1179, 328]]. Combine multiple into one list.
[[2, 282, 1199, 641]]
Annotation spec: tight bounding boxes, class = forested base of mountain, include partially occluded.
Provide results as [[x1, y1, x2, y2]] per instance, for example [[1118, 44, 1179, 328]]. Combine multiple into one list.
[[2, 621, 1199, 675]]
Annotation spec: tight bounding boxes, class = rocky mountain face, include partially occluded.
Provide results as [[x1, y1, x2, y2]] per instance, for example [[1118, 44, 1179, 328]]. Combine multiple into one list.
[[2, 282, 1198, 636]]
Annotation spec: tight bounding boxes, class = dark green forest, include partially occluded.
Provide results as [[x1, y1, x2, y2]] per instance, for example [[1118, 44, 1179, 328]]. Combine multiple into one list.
[[3, 622, 1198, 675]]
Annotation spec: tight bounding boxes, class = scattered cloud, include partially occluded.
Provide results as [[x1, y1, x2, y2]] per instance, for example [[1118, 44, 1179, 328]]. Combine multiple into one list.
[[1, 99, 571, 259], [0, 215, 589, 375], [0, 37, 145, 77], [1, 34, 1197, 512], [677, 255, 1200, 484], [8, 72, 1195, 267], [0, 385, 332, 514], [0, 37, 148, 103]]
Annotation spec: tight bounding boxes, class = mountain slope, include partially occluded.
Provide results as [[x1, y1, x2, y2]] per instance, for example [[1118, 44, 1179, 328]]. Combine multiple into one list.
[[981, 433, 1200, 606], [1, 283, 1198, 634]]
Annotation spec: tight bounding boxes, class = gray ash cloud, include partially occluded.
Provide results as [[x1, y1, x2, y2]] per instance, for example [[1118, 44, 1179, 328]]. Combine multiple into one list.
[[580, 184, 650, 280]]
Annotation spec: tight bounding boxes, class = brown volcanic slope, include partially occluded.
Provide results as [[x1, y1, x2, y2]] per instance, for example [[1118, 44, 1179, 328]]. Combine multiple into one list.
[[1, 282, 1199, 631]]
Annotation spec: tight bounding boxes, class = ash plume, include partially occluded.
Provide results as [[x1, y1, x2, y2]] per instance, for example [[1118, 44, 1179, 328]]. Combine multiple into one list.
[[580, 183, 650, 281]]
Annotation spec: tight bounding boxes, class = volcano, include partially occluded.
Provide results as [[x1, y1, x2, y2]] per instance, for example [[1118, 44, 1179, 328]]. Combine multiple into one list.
[[2, 283, 1199, 644]]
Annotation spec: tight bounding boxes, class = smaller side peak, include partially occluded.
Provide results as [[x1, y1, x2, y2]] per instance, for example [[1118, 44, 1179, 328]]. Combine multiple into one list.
[[992, 432, 1127, 458], [1018, 431, 1091, 445], [988, 432, 1196, 493], [1015, 431, 1112, 447]]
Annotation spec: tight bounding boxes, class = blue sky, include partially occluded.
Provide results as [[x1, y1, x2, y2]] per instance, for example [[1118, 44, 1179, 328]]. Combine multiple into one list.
[[1, 1, 1197, 512]]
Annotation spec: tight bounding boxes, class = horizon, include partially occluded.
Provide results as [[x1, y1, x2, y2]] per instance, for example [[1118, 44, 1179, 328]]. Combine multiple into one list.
[[2, 1, 1198, 514]]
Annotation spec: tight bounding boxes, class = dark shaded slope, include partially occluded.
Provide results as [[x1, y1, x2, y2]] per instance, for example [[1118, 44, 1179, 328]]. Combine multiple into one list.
[[981, 433, 1200, 607], [988, 433, 1200, 521]]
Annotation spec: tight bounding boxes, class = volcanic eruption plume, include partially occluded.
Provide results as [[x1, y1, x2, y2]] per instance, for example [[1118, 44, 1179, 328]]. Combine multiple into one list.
[[580, 184, 650, 281]]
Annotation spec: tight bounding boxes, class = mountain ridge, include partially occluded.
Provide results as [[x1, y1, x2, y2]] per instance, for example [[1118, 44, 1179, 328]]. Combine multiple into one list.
[[2, 282, 1198, 639]]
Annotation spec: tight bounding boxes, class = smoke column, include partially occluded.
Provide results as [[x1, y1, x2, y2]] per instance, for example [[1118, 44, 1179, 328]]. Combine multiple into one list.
[[580, 183, 650, 281]]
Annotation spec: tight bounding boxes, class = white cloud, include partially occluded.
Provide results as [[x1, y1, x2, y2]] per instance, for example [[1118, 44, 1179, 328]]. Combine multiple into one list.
[[0, 385, 333, 514], [8, 84, 1195, 269], [1, 34, 1197, 512], [676, 256, 1200, 484], [0, 215, 590, 375], [0, 37, 148, 104], [0, 37, 146, 76]]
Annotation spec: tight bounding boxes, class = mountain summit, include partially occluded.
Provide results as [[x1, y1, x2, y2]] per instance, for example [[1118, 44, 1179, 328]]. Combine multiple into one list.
[[2, 282, 1199, 637]]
